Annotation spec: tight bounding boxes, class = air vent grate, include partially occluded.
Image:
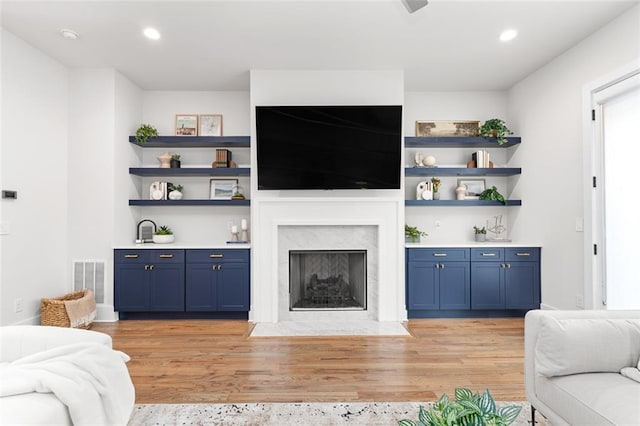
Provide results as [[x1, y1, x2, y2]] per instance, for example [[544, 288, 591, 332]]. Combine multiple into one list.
[[73, 260, 105, 303]]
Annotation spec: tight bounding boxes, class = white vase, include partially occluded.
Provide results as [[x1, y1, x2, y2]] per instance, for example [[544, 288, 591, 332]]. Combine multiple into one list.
[[152, 234, 175, 244], [168, 190, 183, 200]]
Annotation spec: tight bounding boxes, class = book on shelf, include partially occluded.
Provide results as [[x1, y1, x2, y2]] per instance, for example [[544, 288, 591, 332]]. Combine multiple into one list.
[[472, 150, 490, 168], [215, 149, 232, 168]]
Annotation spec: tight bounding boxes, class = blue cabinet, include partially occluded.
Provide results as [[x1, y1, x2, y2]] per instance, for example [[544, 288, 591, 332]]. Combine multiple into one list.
[[186, 249, 250, 312], [406, 249, 470, 311], [114, 249, 184, 312], [114, 248, 250, 316], [407, 246, 540, 317]]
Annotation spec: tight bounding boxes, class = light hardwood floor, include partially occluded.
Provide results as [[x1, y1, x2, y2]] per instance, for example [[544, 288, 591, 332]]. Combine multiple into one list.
[[92, 318, 526, 404]]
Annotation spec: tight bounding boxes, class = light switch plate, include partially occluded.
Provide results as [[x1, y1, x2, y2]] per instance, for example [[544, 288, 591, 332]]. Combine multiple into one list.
[[0, 222, 9, 235]]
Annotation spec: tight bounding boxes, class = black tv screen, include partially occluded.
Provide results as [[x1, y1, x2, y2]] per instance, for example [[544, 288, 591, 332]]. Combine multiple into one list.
[[256, 105, 402, 190]]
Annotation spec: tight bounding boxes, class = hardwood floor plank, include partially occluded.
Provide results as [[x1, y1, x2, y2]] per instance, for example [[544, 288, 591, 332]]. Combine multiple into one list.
[[92, 318, 526, 404]]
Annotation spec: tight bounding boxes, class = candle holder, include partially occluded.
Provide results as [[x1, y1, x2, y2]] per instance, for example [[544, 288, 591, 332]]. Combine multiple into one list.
[[231, 230, 239, 242], [241, 229, 248, 242]]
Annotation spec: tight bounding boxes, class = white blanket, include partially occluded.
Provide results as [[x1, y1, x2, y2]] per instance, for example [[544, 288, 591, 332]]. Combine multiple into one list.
[[0, 342, 135, 425]]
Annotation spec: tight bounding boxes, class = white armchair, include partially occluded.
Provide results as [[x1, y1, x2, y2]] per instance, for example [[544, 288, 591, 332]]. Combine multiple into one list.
[[0, 325, 135, 425]]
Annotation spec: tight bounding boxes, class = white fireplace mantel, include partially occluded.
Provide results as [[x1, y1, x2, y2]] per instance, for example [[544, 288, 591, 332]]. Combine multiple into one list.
[[250, 197, 406, 324]]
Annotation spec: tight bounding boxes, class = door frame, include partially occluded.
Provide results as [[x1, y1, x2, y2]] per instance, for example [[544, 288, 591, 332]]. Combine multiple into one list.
[[581, 58, 640, 309]]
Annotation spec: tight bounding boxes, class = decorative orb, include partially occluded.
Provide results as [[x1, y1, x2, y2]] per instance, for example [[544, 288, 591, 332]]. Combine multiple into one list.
[[423, 155, 436, 167]]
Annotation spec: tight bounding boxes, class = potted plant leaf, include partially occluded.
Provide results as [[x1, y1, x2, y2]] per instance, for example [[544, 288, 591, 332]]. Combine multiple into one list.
[[398, 387, 522, 426], [474, 226, 487, 242], [478, 118, 513, 145], [152, 225, 174, 244], [405, 224, 428, 243], [135, 124, 159, 144], [168, 184, 183, 200], [479, 186, 506, 205], [170, 154, 181, 168]]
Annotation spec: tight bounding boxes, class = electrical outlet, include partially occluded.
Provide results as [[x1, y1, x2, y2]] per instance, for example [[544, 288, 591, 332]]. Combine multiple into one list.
[[575, 217, 584, 232], [576, 294, 584, 308], [14, 298, 23, 313]]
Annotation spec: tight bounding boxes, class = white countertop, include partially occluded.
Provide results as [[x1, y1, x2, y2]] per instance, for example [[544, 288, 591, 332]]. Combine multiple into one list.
[[405, 242, 542, 248], [115, 243, 251, 249]]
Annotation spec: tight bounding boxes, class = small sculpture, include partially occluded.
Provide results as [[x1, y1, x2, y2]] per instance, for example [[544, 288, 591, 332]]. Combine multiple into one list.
[[417, 181, 433, 200], [414, 152, 424, 167], [423, 155, 437, 167], [157, 152, 171, 168], [456, 183, 467, 200]]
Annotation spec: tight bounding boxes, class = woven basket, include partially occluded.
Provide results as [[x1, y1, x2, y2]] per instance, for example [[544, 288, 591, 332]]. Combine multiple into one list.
[[41, 289, 94, 329]]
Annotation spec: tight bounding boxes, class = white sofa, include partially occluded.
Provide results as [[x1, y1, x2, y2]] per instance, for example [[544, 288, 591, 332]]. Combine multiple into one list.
[[525, 309, 640, 425], [0, 325, 135, 425]]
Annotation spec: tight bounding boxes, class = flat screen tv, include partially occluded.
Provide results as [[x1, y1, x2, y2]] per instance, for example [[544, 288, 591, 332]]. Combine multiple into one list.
[[256, 105, 402, 190]]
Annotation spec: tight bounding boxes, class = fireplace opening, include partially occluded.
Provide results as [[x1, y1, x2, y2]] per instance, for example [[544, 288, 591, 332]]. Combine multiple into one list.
[[289, 250, 367, 311]]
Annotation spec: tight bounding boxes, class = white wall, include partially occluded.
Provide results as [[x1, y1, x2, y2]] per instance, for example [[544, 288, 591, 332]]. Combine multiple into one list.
[[507, 5, 640, 310], [1, 29, 69, 325]]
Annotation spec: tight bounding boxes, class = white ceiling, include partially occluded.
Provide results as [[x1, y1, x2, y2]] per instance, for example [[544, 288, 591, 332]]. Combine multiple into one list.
[[1, 0, 637, 91]]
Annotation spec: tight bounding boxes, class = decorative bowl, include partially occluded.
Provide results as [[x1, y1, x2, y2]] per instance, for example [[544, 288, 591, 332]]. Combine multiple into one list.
[[152, 234, 175, 244]]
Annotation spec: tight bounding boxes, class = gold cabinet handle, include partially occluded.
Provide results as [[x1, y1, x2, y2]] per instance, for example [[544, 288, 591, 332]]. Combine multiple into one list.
[[433, 253, 447, 257], [159, 254, 174, 258], [516, 252, 531, 257], [124, 254, 139, 258], [481, 253, 496, 257], [209, 254, 224, 258]]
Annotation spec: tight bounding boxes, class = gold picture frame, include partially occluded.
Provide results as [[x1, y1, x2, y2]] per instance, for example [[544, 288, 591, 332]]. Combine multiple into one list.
[[199, 114, 223, 136], [416, 120, 479, 137], [175, 114, 198, 136]]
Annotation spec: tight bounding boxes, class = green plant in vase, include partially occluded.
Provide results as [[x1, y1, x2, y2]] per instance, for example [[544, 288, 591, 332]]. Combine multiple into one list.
[[474, 225, 487, 242], [405, 224, 428, 243], [478, 118, 513, 145], [479, 186, 506, 205], [170, 153, 181, 168], [154, 225, 173, 235], [398, 387, 522, 426], [135, 124, 159, 144], [430, 177, 441, 200]]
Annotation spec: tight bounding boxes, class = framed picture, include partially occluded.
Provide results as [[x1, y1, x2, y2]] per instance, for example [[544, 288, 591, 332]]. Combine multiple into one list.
[[199, 114, 223, 136], [175, 114, 198, 136], [457, 178, 486, 197], [209, 178, 238, 200], [416, 120, 479, 137]]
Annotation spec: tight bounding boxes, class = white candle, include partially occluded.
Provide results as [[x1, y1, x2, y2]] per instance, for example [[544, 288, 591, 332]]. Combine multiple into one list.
[[241, 219, 247, 230], [231, 225, 238, 233]]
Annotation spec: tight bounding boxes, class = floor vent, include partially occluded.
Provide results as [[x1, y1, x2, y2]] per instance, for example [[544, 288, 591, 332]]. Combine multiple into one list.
[[73, 260, 105, 304]]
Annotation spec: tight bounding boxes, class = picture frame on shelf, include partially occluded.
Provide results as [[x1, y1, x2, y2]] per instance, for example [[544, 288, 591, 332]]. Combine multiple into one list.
[[209, 178, 238, 200], [457, 178, 485, 198], [175, 114, 198, 136], [415, 120, 479, 137], [199, 114, 223, 136]]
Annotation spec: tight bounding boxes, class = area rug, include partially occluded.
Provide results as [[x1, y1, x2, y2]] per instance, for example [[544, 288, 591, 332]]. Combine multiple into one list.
[[129, 401, 544, 425]]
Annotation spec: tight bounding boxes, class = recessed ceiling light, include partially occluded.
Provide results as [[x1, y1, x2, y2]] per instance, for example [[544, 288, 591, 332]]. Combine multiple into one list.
[[143, 27, 161, 40], [60, 29, 79, 40], [499, 29, 518, 42]]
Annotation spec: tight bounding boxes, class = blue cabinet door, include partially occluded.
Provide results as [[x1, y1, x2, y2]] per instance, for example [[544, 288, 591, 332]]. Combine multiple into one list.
[[439, 261, 470, 309], [218, 263, 250, 311], [407, 261, 439, 310], [505, 261, 540, 309], [185, 263, 218, 311], [471, 262, 505, 309], [149, 263, 185, 311], [114, 263, 149, 311]]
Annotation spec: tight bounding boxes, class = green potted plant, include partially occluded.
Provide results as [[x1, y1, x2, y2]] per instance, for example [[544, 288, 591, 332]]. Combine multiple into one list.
[[170, 153, 181, 168], [153, 225, 174, 244], [478, 118, 513, 145], [473, 226, 487, 242], [430, 177, 441, 200], [480, 186, 506, 205], [135, 124, 159, 144], [398, 387, 521, 426], [168, 184, 183, 200], [405, 224, 428, 243]]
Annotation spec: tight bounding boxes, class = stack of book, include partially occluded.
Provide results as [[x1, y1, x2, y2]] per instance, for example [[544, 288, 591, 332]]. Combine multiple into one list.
[[215, 149, 232, 168], [472, 150, 490, 168]]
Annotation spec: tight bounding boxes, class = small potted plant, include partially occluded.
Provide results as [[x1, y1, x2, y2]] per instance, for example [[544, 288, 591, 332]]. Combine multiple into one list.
[[478, 118, 513, 145], [170, 154, 181, 168], [479, 186, 506, 205], [398, 387, 521, 426], [405, 224, 428, 243], [152, 225, 174, 244], [135, 124, 159, 144], [430, 177, 441, 200], [168, 184, 183, 200], [474, 226, 487, 242]]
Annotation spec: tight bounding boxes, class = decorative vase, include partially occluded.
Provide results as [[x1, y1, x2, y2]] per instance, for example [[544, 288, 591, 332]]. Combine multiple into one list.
[[168, 190, 183, 200], [152, 234, 175, 244], [406, 235, 420, 243], [170, 159, 181, 168], [456, 184, 467, 200], [475, 234, 486, 242], [433, 192, 440, 200], [158, 152, 171, 168]]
